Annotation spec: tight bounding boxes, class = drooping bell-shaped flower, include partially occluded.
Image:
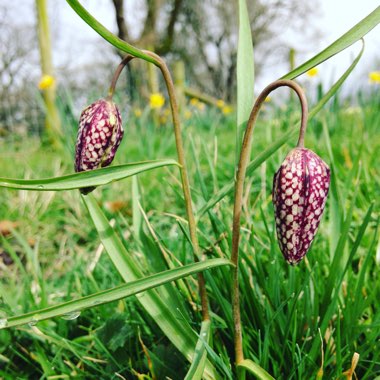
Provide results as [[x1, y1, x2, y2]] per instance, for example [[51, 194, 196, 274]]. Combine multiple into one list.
[[272, 148, 330, 265], [75, 98, 123, 173]]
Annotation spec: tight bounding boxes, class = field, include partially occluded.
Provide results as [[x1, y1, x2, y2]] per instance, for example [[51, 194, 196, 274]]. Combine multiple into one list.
[[0, 85, 379, 379]]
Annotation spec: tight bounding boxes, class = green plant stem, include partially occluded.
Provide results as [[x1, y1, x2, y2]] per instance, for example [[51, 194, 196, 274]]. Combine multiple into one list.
[[107, 55, 135, 99], [231, 79, 308, 364], [143, 50, 210, 321], [36, 0, 62, 143]]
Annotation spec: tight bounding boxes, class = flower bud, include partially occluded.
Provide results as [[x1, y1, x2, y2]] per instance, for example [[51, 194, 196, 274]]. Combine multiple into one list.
[[272, 148, 330, 265], [75, 99, 123, 173]]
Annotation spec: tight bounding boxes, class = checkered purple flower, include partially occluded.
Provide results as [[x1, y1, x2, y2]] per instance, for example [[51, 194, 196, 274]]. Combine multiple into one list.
[[272, 148, 330, 265], [75, 99, 123, 173]]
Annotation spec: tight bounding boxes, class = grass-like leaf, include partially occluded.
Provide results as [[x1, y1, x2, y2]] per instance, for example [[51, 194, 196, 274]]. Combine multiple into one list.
[[237, 0, 255, 157], [0, 160, 178, 191], [237, 359, 275, 380], [184, 320, 211, 380], [81, 193, 220, 380], [1, 259, 231, 329], [196, 41, 364, 217], [66, 0, 159, 65], [282, 6, 379, 78]]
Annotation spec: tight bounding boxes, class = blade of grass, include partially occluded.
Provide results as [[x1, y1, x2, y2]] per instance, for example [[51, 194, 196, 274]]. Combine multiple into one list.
[[237, 359, 275, 380], [81, 193, 220, 380], [309, 202, 374, 360], [184, 320, 211, 380], [2, 259, 231, 329], [281, 7, 378, 78], [236, 0, 255, 159], [0, 160, 178, 191], [196, 42, 364, 217]]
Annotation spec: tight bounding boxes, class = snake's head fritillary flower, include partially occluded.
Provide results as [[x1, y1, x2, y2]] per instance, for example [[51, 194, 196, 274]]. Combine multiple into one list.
[[272, 148, 330, 265], [75, 99, 123, 192]]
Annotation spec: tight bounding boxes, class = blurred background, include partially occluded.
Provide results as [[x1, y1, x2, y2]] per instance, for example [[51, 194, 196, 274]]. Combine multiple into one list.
[[0, 0, 379, 139]]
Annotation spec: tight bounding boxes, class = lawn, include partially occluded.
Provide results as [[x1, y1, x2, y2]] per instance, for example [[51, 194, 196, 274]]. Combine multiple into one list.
[[0, 85, 379, 378]]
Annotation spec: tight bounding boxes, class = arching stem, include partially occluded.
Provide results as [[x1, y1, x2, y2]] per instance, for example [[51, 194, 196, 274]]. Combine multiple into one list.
[[107, 55, 135, 100], [142, 50, 210, 321], [231, 79, 308, 364]]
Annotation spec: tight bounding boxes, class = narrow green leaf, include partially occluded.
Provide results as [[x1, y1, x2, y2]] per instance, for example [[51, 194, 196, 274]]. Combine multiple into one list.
[[0, 160, 178, 191], [237, 0, 255, 131], [308, 39, 364, 116], [2, 260, 231, 329], [309, 202, 374, 359], [184, 321, 211, 380], [282, 7, 379, 79], [81, 193, 220, 380], [196, 43, 364, 217], [66, 0, 158, 65], [237, 359, 275, 380]]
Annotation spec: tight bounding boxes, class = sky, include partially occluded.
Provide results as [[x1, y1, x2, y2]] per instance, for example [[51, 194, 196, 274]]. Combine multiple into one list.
[[3, 0, 380, 96]]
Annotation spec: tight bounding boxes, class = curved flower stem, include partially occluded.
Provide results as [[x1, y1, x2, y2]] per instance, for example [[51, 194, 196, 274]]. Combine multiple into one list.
[[142, 50, 210, 321], [107, 55, 135, 100], [104, 51, 209, 320], [231, 79, 308, 364]]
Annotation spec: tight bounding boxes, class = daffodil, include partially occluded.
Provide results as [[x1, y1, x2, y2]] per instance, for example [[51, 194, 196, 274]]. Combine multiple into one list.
[[184, 110, 192, 120], [149, 93, 165, 109], [189, 98, 198, 106], [196, 102, 205, 111], [216, 99, 225, 108], [222, 105, 233, 115], [369, 71, 380, 84], [306, 67, 318, 77], [38, 74, 55, 90]]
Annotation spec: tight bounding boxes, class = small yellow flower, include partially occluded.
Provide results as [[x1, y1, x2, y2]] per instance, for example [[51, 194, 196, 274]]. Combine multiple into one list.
[[196, 102, 205, 111], [38, 74, 55, 90], [264, 96, 271, 103], [216, 99, 225, 108], [306, 67, 318, 77], [222, 105, 233, 115], [369, 71, 380, 84], [149, 93, 165, 109], [184, 110, 192, 120], [134, 108, 142, 117], [190, 98, 199, 107]]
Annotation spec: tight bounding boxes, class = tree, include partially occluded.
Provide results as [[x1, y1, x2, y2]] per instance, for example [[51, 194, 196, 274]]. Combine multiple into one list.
[[111, 0, 318, 101]]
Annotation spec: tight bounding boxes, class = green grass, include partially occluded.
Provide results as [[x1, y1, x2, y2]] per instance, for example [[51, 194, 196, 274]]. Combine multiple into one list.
[[0, 87, 379, 379]]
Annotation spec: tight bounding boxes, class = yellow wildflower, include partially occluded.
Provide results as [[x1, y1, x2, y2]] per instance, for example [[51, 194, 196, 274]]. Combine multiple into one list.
[[149, 93, 165, 109], [190, 98, 199, 106], [369, 71, 380, 84], [264, 96, 271, 103], [38, 74, 55, 90], [196, 102, 205, 111], [216, 99, 225, 108], [306, 67, 318, 77], [222, 105, 233, 115], [184, 110, 192, 120], [134, 108, 142, 117]]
